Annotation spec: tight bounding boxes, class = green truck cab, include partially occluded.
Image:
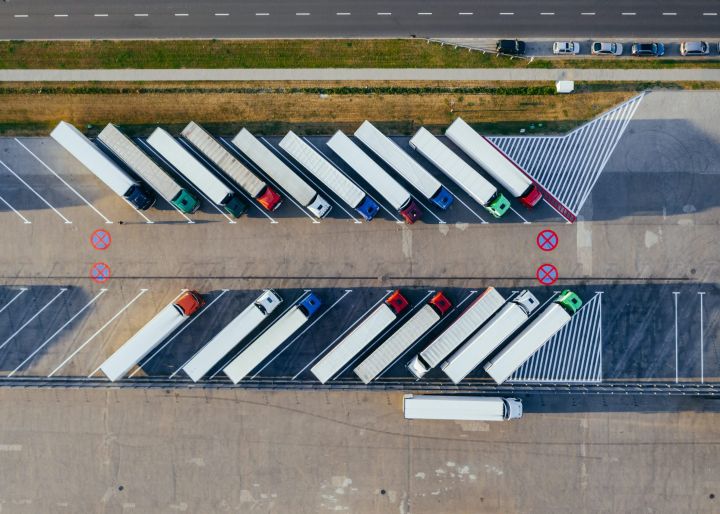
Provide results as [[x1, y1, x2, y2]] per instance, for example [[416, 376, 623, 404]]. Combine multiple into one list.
[[555, 290, 583, 315]]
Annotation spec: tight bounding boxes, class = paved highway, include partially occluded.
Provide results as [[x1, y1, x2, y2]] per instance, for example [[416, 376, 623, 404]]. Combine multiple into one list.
[[0, 1, 719, 39]]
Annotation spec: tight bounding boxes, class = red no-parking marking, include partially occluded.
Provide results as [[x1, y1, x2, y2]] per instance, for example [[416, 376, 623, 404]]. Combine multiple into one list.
[[536, 229, 558, 252], [90, 262, 111, 283], [90, 229, 111, 250], [536, 264, 558, 286]]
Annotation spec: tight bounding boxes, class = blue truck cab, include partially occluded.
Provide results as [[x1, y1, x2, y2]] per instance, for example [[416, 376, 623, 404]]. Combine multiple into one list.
[[126, 184, 156, 210], [355, 196, 381, 221], [430, 186, 454, 210], [298, 293, 322, 318]]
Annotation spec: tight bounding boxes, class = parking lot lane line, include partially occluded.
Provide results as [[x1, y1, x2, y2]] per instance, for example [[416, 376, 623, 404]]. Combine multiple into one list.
[[139, 138, 236, 224], [509, 206, 530, 224], [14, 138, 114, 224], [292, 290, 393, 380], [251, 289, 353, 379], [8, 289, 107, 377], [304, 138, 403, 223], [220, 137, 317, 223], [0, 158, 72, 224], [0, 193, 31, 224], [673, 291, 679, 383], [450, 192, 488, 223], [260, 137, 360, 223], [334, 290, 435, 381], [48, 289, 148, 377], [0, 288, 67, 353], [210, 291, 311, 380], [121, 198, 154, 224], [177, 138, 276, 223], [0, 288, 29, 317], [129, 289, 229, 378], [539, 199, 569, 224], [699, 292, 705, 383]]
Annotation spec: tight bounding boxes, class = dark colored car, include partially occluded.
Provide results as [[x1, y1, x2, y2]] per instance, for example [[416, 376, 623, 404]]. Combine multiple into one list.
[[631, 42, 665, 57], [496, 39, 526, 56]]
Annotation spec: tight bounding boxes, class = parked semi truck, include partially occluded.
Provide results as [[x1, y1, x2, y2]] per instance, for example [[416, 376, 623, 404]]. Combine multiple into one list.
[[408, 287, 505, 379], [355, 121, 454, 210], [146, 128, 247, 217], [445, 117, 542, 208], [354, 292, 452, 384], [403, 395, 523, 421], [484, 290, 582, 384], [182, 290, 283, 382], [326, 131, 422, 224], [51, 121, 155, 210], [279, 131, 380, 220], [224, 294, 322, 384], [97, 124, 199, 214], [311, 290, 409, 384], [409, 127, 510, 218], [99, 291, 205, 381], [231, 128, 331, 218], [181, 122, 283, 212], [442, 290, 539, 384]]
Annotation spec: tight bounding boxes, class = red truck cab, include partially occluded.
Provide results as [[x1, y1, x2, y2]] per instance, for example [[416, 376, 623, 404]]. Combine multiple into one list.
[[386, 290, 410, 315], [429, 292, 452, 316], [174, 290, 205, 317], [256, 185, 283, 212], [519, 185, 543, 208]]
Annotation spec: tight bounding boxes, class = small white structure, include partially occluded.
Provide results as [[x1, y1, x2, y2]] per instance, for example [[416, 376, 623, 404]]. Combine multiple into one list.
[[556, 80, 575, 94]]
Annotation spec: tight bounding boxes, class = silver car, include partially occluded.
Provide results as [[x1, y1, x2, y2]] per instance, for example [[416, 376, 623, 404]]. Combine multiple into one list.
[[592, 42, 623, 56], [553, 41, 580, 55], [680, 41, 709, 56]]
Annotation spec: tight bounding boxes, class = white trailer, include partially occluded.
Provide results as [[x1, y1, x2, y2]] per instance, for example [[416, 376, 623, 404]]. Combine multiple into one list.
[[182, 290, 283, 382], [354, 293, 451, 384], [97, 124, 199, 214], [231, 128, 331, 218], [442, 290, 540, 384], [484, 290, 582, 384], [354, 121, 454, 209], [223, 294, 322, 383], [407, 288, 505, 379], [51, 121, 155, 210], [409, 127, 510, 218], [326, 131, 421, 223], [279, 131, 380, 220], [403, 395, 523, 421], [445, 117, 542, 208], [146, 128, 247, 217], [311, 290, 409, 384], [99, 291, 204, 382], [181, 122, 282, 212]]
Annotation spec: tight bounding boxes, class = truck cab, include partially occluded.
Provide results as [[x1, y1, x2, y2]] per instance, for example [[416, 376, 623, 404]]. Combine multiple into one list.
[[172, 189, 200, 214], [307, 195, 333, 218], [256, 185, 283, 212], [127, 184, 156, 210], [400, 199, 422, 224], [486, 192, 511, 218], [519, 184, 542, 208], [255, 290, 283, 315], [502, 398, 523, 419], [514, 290, 539, 315], [386, 290, 410, 315], [429, 292, 452, 316], [223, 194, 248, 218], [298, 293, 322, 317], [430, 186, 454, 210], [356, 196, 381, 221], [555, 290, 582, 315], [174, 290, 205, 317]]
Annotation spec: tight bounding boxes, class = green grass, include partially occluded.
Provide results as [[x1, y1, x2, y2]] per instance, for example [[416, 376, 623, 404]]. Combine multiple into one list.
[[0, 39, 718, 69]]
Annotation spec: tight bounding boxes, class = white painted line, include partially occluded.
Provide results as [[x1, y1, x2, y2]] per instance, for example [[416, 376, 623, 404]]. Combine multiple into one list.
[[458, 12, 474, 16], [296, 13, 310, 16], [0, 193, 31, 224], [451, 192, 488, 224], [122, 198, 154, 224], [699, 292, 705, 383], [0, 288, 28, 316], [673, 291, 679, 383], [214, 13, 230, 17], [94, 14, 109, 18], [141, 138, 236, 224], [251, 289, 353, 379], [255, 13, 270, 16], [15, 138, 113, 224], [336, 12, 351, 16], [221, 136, 317, 223], [174, 13, 189, 17], [211, 291, 311, 380], [261, 137, 360, 224], [0, 289, 67, 352], [509, 206, 530, 224], [703, 13, 718, 16], [14, 14, 29, 18], [129, 290, 230, 378], [292, 290, 393, 380], [134, 14, 149, 17], [9, 289, 107, 377], [580, 12, 595, 15], [48, 289, 148, 377], [0, 157, 72, 224], [499, 12, 514, 16], [621, 12, 636, 16], [377, 12, 392, 16], [540, 12, 555, 16], [662, 12, 677, 16], [53, 14, 69, 18], [179, 138, 276, 224], [418, 12, 432, 16]]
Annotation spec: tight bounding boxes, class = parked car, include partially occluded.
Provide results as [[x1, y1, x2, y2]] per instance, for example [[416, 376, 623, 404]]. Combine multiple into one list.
[[496, 39, 526, 56], [592, 42, 623, 56], [553, 41, 580, 55], [631, 42, 665, 57], [680, 41, 709, 56]]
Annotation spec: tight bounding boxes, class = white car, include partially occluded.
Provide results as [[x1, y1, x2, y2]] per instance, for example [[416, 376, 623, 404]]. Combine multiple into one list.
[[553, 41, 580, 55], [592, 42, 623, 56]]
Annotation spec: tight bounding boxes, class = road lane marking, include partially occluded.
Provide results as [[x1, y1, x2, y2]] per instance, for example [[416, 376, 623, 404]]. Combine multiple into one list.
[[48, 289, 148, 377], [134, 14, 149, 17], [94, 14, 109, 17], [255, 13, 270, 16], [581, 12, 595, 15], [129, 290, 229, 378], [0, 288, 28, 317], [53, 14, 69, 18], [0, 194, 31, 224], [673, 291, 679, 383], [0, 289, 67, 352], [418, 12, 432, 16], [0, 157, 72, 224], [540, 12, 555, 16], [458, 12, 474, 16], [121, 197, 154, 224], [336, 12, 351, 16], [14, 15, 29, 18], [251, 290, 354, 379], [377, 12, 392, 16], [662, 12, 677, 16], [499, 12, 514, 16], [699, 292, 705, 383], [296, 13, 310, 16], [621, 12, 636, 16], [15, 138, 113, 224], [703, 13, 718, 16], [174, 13, 189, 17], [9, 290, 107, 377], [214, 13, 230, 17]]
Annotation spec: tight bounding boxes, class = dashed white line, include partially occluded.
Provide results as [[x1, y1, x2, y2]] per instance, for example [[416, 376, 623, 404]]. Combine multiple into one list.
[[418, 12, 432, 16], [94, 14, 109, 17], [377, 12, 392, 16], [540, 12, 555, 16], [336, 12, 351, 16], [296, 12, 310, 16], [581, 12, 595, 16], [621, 12, 636, 16], [53, 14, 69, 18], [214, 13, 230, 17], [662, 12, 677, 16], [458, 12, 474, 16], [499, 12, 515, 16], [256, 13, 270, 16], [174, 13, 189, 17], [134, 14, 149, 17], [703, 12, 718, 16], [13, 14, 29, 18]]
